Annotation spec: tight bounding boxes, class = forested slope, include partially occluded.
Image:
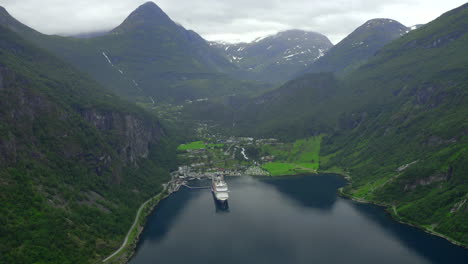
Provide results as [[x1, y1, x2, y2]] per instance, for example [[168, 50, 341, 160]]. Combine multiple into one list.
[[0, 25, 176, 263]]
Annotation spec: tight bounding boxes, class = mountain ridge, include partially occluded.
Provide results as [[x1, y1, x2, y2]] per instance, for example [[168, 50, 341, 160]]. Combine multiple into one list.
[[212, 29, 333, 83], [0, 2, 268, 103], [299, 18, 409, 76]]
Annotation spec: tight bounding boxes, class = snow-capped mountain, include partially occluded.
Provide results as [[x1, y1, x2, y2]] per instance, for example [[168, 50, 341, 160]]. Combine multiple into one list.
[[211, 30, 333, 83]]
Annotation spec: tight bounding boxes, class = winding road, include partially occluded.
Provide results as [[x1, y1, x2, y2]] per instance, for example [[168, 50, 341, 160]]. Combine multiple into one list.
[[102, 193, 160, 262]]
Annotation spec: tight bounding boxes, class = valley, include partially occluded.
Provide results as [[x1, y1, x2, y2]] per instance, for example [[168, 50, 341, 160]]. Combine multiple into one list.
[[0, 1, 467, 263], [173, 130, 323, 179]]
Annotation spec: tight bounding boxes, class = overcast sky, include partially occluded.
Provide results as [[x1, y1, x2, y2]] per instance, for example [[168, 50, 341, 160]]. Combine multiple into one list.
[[0, 0, 466, 44]]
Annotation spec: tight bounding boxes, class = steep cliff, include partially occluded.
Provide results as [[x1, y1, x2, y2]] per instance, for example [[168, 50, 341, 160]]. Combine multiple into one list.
[[0, 25, 175, 263]]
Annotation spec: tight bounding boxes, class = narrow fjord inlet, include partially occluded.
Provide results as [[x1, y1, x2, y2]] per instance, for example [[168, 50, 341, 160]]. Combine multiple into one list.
[[129, 175, 468, 264], [0, 1, 467, 263]]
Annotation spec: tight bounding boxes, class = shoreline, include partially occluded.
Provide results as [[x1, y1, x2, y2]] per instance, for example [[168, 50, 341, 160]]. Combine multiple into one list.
[[334, 174, 468, 250], [104, 170, 466, 264], [258, 168, 467, 249], [101, 185, 172, 264]]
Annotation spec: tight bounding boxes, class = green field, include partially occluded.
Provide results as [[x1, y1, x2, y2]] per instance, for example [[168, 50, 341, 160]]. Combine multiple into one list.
[[177, 141, 206, 150], [177, 141, 225, 151], [262, 162, 317, 176], [261, 136, 323, 176]]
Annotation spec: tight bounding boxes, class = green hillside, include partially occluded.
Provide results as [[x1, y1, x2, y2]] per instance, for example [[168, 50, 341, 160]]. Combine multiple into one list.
[[0, 25, 176, 263], [261, 136, 323, 176], [234, 3, 468, 245], [230, 72, 340, 139], [0, 0, 467, 261], [320, 4, 468, 245]]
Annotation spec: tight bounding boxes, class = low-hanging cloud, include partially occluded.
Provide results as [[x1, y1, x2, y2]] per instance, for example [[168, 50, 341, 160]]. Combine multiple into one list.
[[0, 0, 466, 43]]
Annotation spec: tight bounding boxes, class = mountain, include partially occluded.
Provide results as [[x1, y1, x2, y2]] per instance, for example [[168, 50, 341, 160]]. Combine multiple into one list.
[[227, 73, 340, 138], [301, 18, 409, 76], [232, 4, 468, 245], [0, 6, 39, 35], [212, 30, 333, 83], [0, 24, 176, 263], [0, 2, 270, 103], [320, 5, 468, 245]]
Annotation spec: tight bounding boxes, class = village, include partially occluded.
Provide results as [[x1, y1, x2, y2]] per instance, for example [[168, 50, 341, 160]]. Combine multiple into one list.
[[164, 135, 284, 193]]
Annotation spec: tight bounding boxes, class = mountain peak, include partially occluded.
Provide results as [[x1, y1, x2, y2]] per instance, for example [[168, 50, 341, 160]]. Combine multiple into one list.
[[277, 29, 320, 36], [0, 6, 15, 23], [112, 1, 175, 33], [0, 5, 37, 34], [136, 1, 165, 13], [361, 18, 406, 29], [128, 1, 169, 22], [302, 18, 408, 75], [349, 18, 408, 42]]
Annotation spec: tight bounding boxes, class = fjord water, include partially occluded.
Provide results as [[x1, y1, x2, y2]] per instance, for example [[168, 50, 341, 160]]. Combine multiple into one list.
[[129, 175, 467, 264]]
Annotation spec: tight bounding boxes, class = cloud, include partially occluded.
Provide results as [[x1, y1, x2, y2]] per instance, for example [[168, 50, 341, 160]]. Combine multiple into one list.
[[0, 0, 466, 43]]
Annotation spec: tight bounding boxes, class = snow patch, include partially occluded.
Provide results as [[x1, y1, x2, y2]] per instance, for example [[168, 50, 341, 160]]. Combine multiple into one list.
[[352, 41, 365, 47], [254, 35, 268, 43], [102, 52, 114, 67], [283, 53, 300, 59], [316, 49, 325, 59]]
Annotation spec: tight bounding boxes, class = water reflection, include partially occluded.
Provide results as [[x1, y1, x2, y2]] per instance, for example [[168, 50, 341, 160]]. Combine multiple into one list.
[[137, 186, 200, 243], [261, 174, 345, 211], [348, 200, 467, 263], [130, 175, 468, 264]]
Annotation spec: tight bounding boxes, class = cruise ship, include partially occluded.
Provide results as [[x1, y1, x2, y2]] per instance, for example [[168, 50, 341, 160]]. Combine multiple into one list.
[[211, 174, 229, 203]]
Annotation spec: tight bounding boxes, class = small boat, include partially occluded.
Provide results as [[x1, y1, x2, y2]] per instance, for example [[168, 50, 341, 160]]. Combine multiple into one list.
[[211, 174, 229, 202]]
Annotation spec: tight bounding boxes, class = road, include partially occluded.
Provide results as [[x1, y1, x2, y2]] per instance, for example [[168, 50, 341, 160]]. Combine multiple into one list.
[[102, 193, 160, 262]]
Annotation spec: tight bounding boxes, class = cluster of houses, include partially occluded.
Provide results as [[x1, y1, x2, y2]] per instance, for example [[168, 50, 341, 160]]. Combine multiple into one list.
[[173, 136, 284, 181], [260, 155, 275, 162], [175, 166, 243, 179]]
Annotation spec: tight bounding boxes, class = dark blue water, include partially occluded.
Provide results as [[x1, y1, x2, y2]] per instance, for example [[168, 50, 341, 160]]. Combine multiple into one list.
[[129, 175, 468, 264]]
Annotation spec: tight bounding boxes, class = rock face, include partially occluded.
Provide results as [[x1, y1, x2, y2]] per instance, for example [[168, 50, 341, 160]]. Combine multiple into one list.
[[404, 173, 449, 191], [0, 66, 51, 165], [81, 110, 163, 165], [0, 23, 172, 263], [0, 64, 163, 170]]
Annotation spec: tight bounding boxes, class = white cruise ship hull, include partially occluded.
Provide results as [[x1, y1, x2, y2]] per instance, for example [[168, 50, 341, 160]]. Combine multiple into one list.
[[212, 175, 229, 202]]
